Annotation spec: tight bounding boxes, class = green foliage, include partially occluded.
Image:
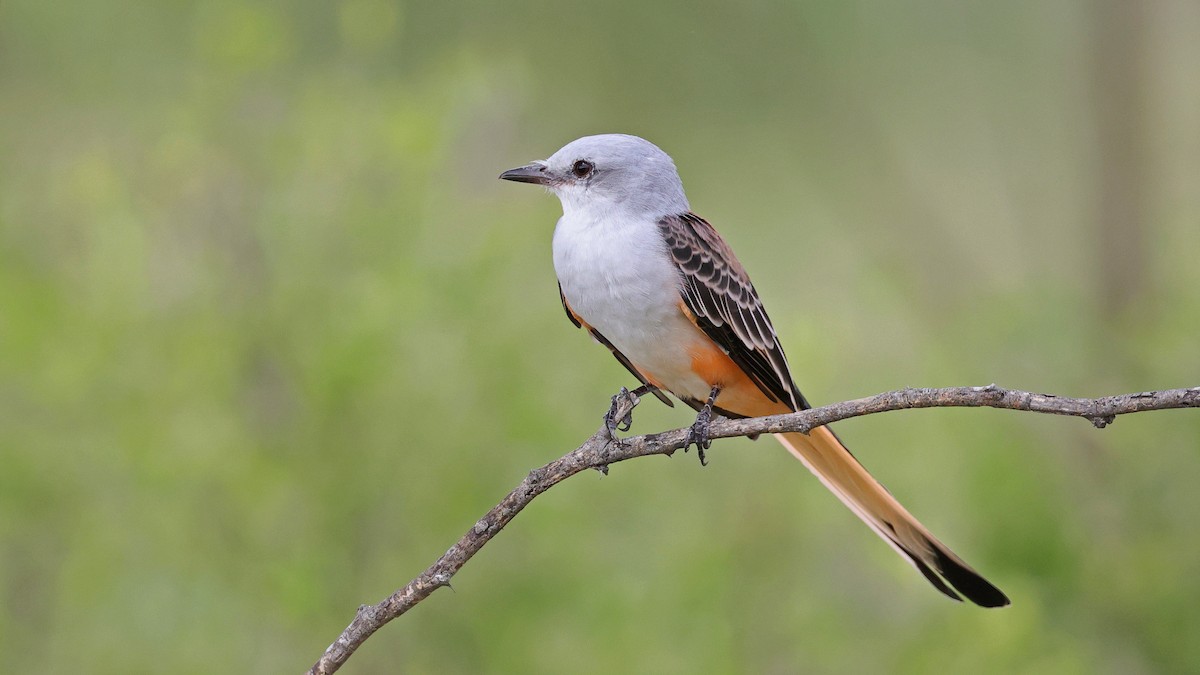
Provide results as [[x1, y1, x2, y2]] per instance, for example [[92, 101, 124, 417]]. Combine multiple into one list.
[[1, 1, 1198, 672]]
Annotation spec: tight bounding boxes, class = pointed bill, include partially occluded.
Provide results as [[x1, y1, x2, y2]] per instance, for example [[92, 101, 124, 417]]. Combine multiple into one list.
[[499, 163, 550, 185]]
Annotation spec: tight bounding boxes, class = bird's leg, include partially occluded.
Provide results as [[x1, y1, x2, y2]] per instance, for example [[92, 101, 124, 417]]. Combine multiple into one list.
[[685, 385, 722, 466], [605, 385, 657, 437]]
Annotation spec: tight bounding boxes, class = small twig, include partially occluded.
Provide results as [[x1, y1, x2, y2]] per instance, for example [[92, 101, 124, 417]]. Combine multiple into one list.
[[307, 385, 1199, 674]]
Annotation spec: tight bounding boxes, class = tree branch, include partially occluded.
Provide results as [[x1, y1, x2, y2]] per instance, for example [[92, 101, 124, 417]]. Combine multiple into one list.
[[307, 384, 1199, 674]]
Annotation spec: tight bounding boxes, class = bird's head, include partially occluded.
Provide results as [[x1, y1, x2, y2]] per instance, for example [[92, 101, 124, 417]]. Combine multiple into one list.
[[500, 134, 689, 218]]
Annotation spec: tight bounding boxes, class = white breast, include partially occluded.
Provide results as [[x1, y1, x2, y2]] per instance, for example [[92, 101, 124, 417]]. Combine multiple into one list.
[[552, 211, 713, 400]]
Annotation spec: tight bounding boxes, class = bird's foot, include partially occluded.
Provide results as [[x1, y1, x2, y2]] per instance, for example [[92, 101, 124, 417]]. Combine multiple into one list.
[[684, 386, 721, 466], [605, 386, 649, 439], [685, 411, 713, 466]]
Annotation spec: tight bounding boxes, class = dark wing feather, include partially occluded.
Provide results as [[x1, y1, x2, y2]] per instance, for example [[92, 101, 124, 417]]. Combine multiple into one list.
[[559, 283, 674, 407], [558, 282, 582, 329], [659, 213, 809, 411]]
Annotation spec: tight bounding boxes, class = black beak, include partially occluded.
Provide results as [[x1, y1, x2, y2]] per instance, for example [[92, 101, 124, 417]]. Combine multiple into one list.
[[499, 163, 550, 185]]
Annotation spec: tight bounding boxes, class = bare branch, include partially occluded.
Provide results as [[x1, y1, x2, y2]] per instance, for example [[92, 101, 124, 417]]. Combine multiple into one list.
[[307, 384, 1199, 674]]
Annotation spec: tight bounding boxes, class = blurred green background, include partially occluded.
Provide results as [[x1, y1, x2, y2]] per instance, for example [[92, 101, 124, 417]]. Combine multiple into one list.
[[2, 1, 1199, 672]]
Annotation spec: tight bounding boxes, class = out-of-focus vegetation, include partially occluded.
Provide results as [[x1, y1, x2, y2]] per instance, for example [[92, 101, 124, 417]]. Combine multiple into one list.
[[2, 1, 1198, 672]]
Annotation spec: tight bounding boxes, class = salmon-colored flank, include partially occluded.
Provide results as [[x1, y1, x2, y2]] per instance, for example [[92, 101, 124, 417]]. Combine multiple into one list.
[[676, 300, 791, 417], [636, 369, 668, 391], [685, 338, 792, 418]]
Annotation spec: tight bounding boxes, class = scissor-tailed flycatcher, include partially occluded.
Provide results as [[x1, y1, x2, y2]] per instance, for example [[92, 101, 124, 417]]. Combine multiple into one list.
[[500, 134, 1009, 607]]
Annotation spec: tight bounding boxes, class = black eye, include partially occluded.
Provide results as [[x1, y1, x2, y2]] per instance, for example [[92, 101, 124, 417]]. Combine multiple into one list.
[[571, 159, 594, 178]]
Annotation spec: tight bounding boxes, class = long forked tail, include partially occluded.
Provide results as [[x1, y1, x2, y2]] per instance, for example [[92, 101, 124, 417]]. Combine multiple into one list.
[[775, 427, 1009, 607]]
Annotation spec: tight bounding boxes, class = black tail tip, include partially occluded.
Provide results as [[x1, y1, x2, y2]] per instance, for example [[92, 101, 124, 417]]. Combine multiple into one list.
[[934, 550, 1010, 608]]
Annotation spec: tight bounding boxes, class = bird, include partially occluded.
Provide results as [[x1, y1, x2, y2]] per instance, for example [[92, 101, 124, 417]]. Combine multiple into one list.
[[499, 133, 1009, 607]]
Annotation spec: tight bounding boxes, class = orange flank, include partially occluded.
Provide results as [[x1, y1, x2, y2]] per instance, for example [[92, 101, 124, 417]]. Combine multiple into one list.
[[685, 338, 792, 418], [676, 299, 791, 418]]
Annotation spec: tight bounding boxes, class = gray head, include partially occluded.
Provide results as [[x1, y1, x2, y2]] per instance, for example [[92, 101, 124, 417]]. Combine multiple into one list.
[[499, 134, 690, 217]]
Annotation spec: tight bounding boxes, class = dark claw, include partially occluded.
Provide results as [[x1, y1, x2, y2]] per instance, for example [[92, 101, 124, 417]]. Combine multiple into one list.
[[684, 385, 721, 466], [604, 387, 640, 438], [685, 411, 713, 466]]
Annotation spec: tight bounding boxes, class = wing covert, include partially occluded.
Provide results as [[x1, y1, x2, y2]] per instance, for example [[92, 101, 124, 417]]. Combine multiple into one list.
[[658, 213, 809, 411]]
